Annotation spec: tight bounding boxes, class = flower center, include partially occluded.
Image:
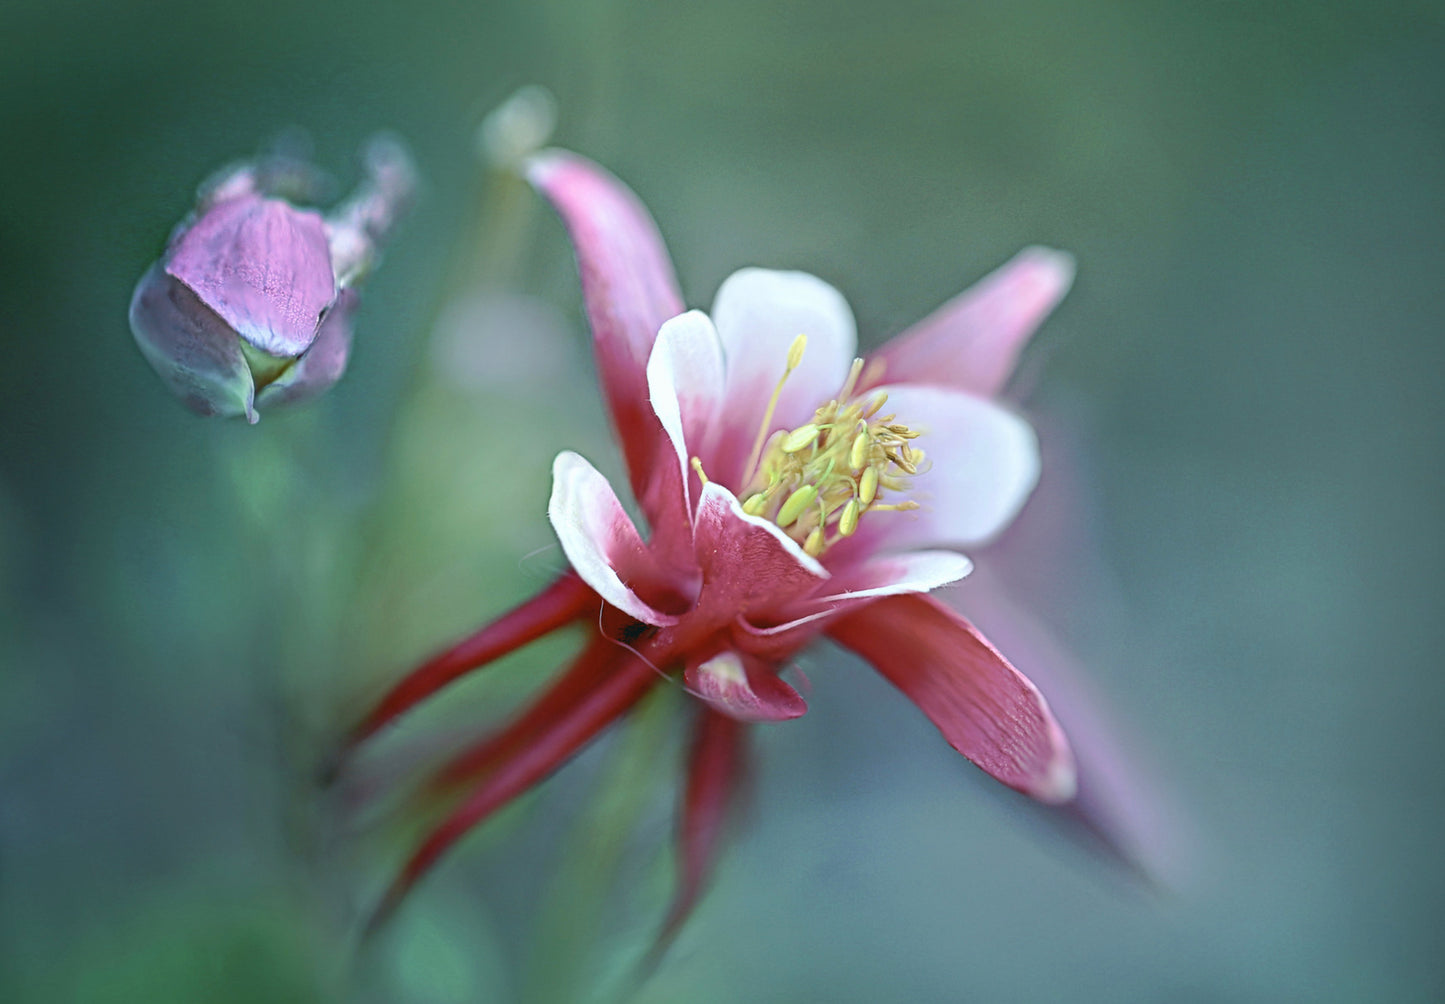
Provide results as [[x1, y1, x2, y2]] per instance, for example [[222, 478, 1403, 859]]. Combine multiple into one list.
[[695, 336, 923, 558]]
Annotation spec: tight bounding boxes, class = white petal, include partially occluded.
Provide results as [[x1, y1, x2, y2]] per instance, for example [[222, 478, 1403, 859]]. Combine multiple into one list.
[[647, 310, 726, 513], [711, 269, 858, 445], [741, 551, 971, 638], [547, 451, 677, 626], [819, 550, 973, 602], [869, 385, 1040, 549]]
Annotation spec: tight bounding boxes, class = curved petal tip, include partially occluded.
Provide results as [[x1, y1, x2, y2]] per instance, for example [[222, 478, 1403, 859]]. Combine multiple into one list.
[[547, 451, 678, 627], [685, 651, 807, 723], [1033, 703, 1078, 804], [1019, 245, 1077, 294]]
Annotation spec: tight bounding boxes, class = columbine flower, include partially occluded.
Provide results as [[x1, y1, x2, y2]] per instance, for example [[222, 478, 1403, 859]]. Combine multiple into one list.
[[129, 136, 414, 422], [348, 149, 1080, 937]]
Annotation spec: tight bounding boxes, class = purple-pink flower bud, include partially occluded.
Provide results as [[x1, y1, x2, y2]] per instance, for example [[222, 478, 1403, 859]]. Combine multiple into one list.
[[129, 136, 414, 422]]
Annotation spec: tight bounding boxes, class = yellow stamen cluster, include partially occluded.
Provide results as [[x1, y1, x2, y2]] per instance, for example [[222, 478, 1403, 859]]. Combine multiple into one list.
[[729, 341, 923, 557]]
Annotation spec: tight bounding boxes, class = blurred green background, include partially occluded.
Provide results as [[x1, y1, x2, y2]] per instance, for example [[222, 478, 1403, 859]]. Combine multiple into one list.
[[2, 0, 1443, 1000]]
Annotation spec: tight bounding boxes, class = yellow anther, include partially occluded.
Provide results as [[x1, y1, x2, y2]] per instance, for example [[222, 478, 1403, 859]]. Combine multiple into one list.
[[859, 466, 879, 505], [862, 392, 889, 419], [870, 501, 920, 512], [848, 427, 870, 470], [777, 484, 817, 527], [786, 333, 808, 371], [690, 456, 710, 485], [741, 492, 769, 516], [780, 424, 821, 453], [839, 498, 860, 537], [804, 526, 826, 557]]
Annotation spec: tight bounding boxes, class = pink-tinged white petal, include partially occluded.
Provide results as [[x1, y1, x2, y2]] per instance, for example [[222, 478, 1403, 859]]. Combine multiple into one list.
[[707, 269, 857, 478], [724, 552, 970, 650], [729, 610, 837, 664], [129, 263, 258, 422], [689, 482, 828, 620], [869, 247, 1075, 397], [548, 451, 678, 627], [828, 593, 1076, 804], [254, 288, 356, 410], [648, 310, 726, 513], [868, 384, 1039, 550], [166, 193, 336, 358], [818, 550, 973, 603], [684, 650, 807, 723], [526, 150, 684, 506]]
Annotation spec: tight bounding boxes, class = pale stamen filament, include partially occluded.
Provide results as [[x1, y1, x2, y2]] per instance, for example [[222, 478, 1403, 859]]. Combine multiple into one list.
[[742, 333, 808, 488]]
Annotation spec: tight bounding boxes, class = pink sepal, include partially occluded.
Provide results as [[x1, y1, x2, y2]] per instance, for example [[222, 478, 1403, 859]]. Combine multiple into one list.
[[344, 573, 595, 751], [526, 150, 685, 517], [652, 709, 747, 962], [828, 593, 1076, 804], [869, 247, 1074, 398], [368, 648, 659, 931]]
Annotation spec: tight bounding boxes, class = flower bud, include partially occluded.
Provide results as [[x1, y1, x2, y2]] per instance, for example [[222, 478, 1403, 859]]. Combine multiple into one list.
[[129, 136, 414, 422]]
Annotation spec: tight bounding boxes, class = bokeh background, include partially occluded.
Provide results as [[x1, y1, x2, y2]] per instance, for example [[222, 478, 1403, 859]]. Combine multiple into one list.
[[3, 1, 1443, 1000]]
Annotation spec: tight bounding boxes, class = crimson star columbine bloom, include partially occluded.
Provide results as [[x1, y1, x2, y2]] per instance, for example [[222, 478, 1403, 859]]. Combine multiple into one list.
[[349, 149, 1081, 936]]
